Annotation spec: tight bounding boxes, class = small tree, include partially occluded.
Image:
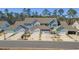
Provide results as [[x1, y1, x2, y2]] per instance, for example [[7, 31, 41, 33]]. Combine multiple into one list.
[[52, 9, 58, 17], [42, 9, 51, 16], [67, 8, 77, 25], [32, 11, 38, 17], [20, 13, 25, 21], [67, 8, 77, 18], [58, 8, 64, 16], [0, 11, 4, 19]]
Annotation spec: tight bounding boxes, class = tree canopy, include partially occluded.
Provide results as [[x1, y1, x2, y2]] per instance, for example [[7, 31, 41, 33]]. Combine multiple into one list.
[[0, 8, 78, 25]]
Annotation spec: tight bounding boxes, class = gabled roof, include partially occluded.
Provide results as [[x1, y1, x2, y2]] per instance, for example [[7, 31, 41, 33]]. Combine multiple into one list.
[[56, 26, 64, 32], [8, 21, 24, 29], [0, 18, 58, 31], [24, 18, 56, 24], [4, 18, 57, 29], [49, 20, 55, 24], [0, 21, 6, 25], [31, 25, 50, 31], [0, 21, 10, 30], [5, 21, 24, 32]]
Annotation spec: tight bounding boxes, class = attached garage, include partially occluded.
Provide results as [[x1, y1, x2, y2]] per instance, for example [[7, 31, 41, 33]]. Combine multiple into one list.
[[66, 26, 79, 35], [61, 25, 79, 35]]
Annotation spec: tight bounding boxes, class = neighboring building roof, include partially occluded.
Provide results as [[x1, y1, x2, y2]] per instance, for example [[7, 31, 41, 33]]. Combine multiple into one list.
[[59, 21, 79, 31], [60, 21, 68, 26], [61, 25, 79, 31]]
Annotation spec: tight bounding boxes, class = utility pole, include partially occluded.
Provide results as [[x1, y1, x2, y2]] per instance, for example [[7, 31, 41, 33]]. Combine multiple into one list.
[[76, 31, 78, 42], [39, 30, 42, 40], [4, 31, 6, 40]]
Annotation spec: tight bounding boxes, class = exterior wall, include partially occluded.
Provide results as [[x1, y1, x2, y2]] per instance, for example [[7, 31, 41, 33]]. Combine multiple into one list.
[[57, 29, 68, 35], [72, 21, 79, 29], [33, 21, 40, 26], [42, 30, 50, 34], [76, 26, 79, 29], [48, 20, 58, 28], [0, 33, 5, 40], [32, 28, 40, 33]]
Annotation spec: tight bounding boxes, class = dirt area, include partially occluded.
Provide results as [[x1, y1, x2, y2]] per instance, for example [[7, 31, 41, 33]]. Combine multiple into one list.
[[0, 31, 79, 42]]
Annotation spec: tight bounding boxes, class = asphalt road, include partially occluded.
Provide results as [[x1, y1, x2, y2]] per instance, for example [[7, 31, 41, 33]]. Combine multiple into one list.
[[0, 40, 79, 49]]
